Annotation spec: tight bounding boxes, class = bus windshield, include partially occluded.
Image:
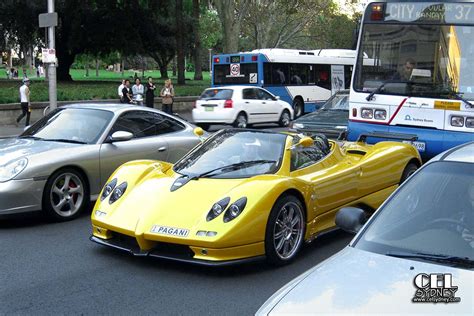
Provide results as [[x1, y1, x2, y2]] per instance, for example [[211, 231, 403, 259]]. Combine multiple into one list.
[[354, 23, 474, 100]]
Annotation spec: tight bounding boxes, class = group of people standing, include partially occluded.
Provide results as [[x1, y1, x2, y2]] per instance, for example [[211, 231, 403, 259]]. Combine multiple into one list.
[[118, 78, 175, 114]]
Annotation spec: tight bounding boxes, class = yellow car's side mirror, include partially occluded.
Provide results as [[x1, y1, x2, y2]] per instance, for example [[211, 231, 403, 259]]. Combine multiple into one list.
[[193, 127, 204, 137]]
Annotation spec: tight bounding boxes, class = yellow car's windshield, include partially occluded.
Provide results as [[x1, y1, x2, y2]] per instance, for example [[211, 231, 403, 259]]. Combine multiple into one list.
[[173, 130, 287, 179]]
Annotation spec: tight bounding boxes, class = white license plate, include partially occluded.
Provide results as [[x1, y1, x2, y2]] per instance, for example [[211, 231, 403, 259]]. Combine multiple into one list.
[[403, 140, 426, 152], [205, 106, 214, 112]]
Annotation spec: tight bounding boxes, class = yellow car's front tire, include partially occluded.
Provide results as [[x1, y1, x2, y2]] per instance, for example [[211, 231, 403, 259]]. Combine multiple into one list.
[[265, 195, 306, 266]]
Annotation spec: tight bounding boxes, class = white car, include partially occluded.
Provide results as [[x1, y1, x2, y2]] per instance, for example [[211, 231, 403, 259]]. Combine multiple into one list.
[[192, 86, 294, 130]]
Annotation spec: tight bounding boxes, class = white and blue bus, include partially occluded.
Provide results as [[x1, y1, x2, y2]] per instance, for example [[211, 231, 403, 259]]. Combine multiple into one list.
[[348, 0, 474, 159], [211, 49, 356, 117]]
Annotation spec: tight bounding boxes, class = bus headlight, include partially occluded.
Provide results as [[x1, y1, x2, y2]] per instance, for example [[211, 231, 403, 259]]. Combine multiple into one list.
[[466, 117, 474, 128], [451, 116, 464, 127], [374, 109, 387, 120], [361, 108, 373, 119]]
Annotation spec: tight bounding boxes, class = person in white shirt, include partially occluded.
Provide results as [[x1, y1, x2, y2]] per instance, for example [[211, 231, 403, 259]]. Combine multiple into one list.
[[118, 79, 125, 101], [17, 78, 31, 126], [132, 78, 144, 105]]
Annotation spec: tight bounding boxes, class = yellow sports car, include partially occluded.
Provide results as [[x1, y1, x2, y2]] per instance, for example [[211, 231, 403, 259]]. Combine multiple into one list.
[[90, 129, 421, 265]]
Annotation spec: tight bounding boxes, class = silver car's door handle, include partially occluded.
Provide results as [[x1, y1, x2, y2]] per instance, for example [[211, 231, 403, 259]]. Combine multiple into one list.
[[158, 146, 167, 152], [262, 102, 266, 104], [245, 101, 250, 104]]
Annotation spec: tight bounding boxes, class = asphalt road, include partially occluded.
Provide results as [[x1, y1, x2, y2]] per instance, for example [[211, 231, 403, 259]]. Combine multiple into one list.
[[0, 115, 353, 314], [0, 211, 352, 315]]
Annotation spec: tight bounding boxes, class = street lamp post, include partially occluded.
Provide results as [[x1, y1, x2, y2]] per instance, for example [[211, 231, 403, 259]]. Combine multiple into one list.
[[47, 0, 57, 110], [208, 48, 212, 77]]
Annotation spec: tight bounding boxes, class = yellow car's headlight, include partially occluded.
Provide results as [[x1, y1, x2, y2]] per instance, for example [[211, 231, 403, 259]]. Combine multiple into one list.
[[206, 197, 230, 221], [101, 178, 117, 201], [223, 197, 247, 223], [109, 181, 127, 204]]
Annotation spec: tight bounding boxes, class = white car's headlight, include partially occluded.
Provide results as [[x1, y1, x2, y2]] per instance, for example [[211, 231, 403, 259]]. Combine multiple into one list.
[[0, 158, 28, 182]]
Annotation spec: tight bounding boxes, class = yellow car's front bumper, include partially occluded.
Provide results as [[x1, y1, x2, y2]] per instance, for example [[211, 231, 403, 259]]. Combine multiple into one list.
[[90, 226, 265, 266]]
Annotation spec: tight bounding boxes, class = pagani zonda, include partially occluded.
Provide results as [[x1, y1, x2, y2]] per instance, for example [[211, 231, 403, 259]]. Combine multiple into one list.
[[91, 129, 421, 265]]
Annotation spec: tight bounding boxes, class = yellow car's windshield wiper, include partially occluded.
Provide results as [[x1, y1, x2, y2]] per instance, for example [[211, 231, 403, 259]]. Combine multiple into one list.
[[194, 160, 277, 179]]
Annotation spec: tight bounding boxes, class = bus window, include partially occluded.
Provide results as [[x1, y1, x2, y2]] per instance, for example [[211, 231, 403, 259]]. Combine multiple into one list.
[[315, 64, 331, 90], [214, 63, 258, 85], [289, 64, 309, 85], [263, 63, 289, 85], [344, 65, 353, 89]]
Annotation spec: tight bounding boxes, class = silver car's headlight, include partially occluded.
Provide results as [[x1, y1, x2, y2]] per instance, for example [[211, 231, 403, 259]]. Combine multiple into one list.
[[0, 158, 28, 182]]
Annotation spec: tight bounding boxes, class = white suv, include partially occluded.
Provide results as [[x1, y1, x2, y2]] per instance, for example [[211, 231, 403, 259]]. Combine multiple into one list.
[[192, 86, 294, 130]]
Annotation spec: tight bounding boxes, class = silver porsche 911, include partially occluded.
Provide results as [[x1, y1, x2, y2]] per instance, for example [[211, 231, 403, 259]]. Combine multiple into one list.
[[0, 104, 203, 221]]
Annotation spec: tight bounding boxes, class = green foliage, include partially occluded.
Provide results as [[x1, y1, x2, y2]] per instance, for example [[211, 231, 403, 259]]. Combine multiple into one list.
[[200, 9, 222, 50], [0, 71, 211, 103]]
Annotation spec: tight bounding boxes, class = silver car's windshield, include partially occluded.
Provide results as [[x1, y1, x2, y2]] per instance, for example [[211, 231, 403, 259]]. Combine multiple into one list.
[[355, 161, 474, 266], [173, 130, 287, 178], [322, 93, 349, 111], [22, 108, 114, 144]]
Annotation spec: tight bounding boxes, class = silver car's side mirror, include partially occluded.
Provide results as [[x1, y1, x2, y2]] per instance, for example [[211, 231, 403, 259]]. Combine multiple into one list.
[[274, 96, 280, 100], [335, 207, 367, 234], [109, 131, 134, 142]]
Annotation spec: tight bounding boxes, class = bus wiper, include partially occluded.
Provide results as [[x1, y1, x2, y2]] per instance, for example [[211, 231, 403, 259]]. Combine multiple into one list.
[[449, 92, 474, 108], [193, 160, 277, 179], [366, 80, 412, 101], [386, 251, 474, 268], [366, 83, 385, 101], [43, 138, 87, 144]]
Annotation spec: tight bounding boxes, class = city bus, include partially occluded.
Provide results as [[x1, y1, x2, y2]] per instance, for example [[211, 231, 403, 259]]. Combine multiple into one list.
[[211, 49, 356, 117], [348, 0, 474, 159]]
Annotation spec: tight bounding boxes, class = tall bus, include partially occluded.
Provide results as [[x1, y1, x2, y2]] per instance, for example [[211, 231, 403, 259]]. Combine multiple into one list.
[[211, 49, 356, 117], [348, 1, 474, 159]]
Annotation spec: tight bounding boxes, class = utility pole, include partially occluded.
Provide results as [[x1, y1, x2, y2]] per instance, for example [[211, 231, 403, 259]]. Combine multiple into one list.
[[47, 0, 57, 110]]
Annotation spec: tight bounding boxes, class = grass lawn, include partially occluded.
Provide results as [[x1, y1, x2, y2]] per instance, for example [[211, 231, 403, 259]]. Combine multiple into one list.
[[0, 69, 211, 104]]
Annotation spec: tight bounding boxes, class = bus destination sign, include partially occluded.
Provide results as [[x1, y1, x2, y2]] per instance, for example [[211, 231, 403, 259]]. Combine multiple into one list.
[[230, 56, 241, 63], [385, 2, 474, 24]]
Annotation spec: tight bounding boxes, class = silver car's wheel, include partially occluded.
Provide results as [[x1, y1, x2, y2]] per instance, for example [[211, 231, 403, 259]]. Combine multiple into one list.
[[265, 195, 305, 265], [43, 169, 89, 221]]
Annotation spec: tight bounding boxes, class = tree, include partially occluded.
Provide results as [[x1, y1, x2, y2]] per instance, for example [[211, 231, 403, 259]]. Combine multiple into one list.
[[176, 0, 185, 84], [212, 0, 250, 53], [192, 0, 203, 80]]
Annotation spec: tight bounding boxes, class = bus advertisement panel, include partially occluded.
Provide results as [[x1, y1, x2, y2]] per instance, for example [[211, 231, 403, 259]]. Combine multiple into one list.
[[348, 1, 474, 159], [212, 49, 355, 117]]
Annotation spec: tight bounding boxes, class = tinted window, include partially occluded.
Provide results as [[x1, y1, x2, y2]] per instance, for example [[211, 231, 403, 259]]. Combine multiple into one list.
[[264, 63, 289, 85], [315, 64, 331, 90], [256, 89, 274, 100], [214, 63, 258, 85], [289, 64, 309, 85], [111, 111, 184, 138], [200, 89, 233, 100], [242, 88, 258, 100]]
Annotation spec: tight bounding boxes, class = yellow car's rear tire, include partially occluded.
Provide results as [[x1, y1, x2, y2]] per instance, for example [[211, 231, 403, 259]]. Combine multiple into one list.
[[400, 162, 418, 184], [265, 195, 306, 266]]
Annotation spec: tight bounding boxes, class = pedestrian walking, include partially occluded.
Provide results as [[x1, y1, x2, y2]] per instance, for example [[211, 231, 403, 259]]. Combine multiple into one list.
[[121, 79, 133, 104], [132, 78, 144, 106], [145, 77, 156, 108], [160, 79, 175, 114], [118, 79, 125, 101], [16, 78, 31, 126]]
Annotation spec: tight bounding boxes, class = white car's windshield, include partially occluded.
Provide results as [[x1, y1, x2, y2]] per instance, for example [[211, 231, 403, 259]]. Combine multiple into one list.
[[21, 108, 113, 144], [355, 161, 474, 267], [173, 130, 287, 178]]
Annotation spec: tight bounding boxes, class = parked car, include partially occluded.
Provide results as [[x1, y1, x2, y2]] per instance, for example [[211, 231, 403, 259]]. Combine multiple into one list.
[[257, 142, 474, 315], [291, 89, 349, 139], [0, 104, 203, 221], [90, 129, 420, 266], [192, 86, 294, 130]]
